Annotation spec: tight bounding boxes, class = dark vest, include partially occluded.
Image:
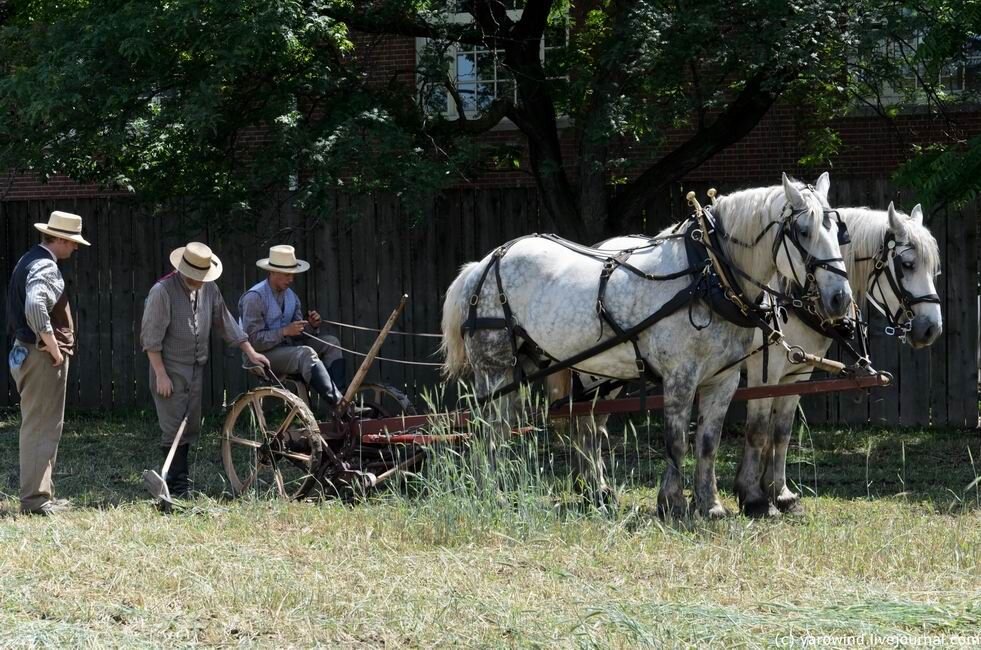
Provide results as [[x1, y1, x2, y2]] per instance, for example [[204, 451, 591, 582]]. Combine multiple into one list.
[[6, 245, 71, 347]]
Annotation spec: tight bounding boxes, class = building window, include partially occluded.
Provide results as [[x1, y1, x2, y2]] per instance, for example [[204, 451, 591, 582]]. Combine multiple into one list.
[[417, 3, 568, 120], [879, 34, 981, 101]]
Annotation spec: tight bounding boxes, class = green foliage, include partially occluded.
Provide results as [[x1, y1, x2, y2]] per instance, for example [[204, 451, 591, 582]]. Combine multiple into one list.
[[895, 134, 981, 211], [0, 0, 977, 227], [0, 0, 459, 226]]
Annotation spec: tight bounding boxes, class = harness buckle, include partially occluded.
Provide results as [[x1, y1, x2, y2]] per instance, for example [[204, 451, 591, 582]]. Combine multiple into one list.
[[469, 294, 479, 306], [874, 259, 886, 270], [691, 229, 703, 242], [511, 355, 518, 367], [635, 358, 646, 373], [499, 293, 508, 305], [792, 299, 804, 308], [884, 326, 896, 336]]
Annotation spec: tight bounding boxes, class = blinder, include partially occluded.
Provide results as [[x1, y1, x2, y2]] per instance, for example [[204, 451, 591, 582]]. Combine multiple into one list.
[[773, 205, 848, 308], [866, 231, 941, 337]]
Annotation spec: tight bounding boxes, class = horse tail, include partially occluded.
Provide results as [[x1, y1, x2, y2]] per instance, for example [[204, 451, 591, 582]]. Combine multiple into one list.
[[440, 262, 479, 379]]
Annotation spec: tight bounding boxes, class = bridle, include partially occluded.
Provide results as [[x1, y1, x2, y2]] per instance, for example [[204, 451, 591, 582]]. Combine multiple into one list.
[[857, 231, 941, 337], [717, 193, 849, 311], [771, 203, 850, 309]]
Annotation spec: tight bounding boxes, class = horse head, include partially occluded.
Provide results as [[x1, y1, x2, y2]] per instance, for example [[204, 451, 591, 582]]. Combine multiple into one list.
[[871, 202, 943, 348], [774, 172, 852, 320]]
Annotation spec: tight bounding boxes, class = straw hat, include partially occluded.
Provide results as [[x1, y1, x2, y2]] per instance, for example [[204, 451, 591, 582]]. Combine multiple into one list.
[[169, 242, 223, 282], [256, 245, 310, 274], [34, 211, 91, 246]]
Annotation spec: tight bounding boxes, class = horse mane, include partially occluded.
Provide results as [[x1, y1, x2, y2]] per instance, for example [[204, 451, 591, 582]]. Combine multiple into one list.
[[650, 180, 828, 299], [710, 180, 824, 296], [836, 206, 941, 304], [712, 180, 826, 246]]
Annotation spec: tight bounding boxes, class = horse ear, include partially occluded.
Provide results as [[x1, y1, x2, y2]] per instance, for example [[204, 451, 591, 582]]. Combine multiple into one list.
[[782, 172, 806, 209], [910, 203, 924, 226], [814, 172, 831, 200], [887, 201, 908, 238]]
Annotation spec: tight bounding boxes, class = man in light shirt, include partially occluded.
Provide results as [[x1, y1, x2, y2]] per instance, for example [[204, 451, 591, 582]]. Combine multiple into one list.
[[6, 211, 90, 516], [238, 245, 358, 415], [140, 241, 269, 499]]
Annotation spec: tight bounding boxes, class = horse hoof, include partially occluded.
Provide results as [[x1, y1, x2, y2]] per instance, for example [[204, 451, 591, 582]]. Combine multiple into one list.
[[776, 495, 804, 515], [705, 503, 730, 519], [742, 499, 780, 519], [742, 499, 779, 518]]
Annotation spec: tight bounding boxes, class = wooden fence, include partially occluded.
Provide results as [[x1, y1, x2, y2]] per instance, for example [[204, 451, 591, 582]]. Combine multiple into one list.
[[1, 179, 977, 428]]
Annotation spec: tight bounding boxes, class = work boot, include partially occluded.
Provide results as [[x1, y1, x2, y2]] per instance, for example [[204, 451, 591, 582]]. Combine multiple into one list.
[[309, 360, 344, 405], [22, 499, 72, 517], [162, 443, 191, 499], [309, 360, 369, 417], [328, 358, 348, 392]]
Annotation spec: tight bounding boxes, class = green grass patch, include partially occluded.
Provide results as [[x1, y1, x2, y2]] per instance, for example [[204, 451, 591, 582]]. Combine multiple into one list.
[[1, 406, 979, 646]]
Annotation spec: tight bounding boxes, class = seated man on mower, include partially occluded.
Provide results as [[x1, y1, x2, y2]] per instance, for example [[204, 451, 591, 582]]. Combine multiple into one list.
[[239, 245, 359, 415]]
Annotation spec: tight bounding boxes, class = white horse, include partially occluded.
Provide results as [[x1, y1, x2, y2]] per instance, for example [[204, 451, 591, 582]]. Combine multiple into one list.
[[441, 173, 851, 518], [734, 201, 943, 516]]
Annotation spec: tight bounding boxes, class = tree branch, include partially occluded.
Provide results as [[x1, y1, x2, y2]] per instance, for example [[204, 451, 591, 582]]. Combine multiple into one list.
[[512, 0, 553, 40], [440, 93, 513, 134], [470, 0, 516, 40], [610, 72, 782, 222]]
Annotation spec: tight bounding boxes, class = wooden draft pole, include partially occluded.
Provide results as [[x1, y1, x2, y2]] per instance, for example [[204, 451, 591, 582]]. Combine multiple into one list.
[[335, 294, 409, 415]]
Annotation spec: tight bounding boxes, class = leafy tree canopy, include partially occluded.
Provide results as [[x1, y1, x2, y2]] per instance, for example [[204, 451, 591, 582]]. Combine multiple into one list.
[[0, 1, 977, 237]]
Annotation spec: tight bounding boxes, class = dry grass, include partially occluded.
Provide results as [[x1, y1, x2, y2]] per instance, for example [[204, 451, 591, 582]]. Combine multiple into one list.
[[1, 407, 979, 648]]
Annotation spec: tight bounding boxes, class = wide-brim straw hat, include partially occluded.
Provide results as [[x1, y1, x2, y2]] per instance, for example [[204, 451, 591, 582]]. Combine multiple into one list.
[[256, 244, 310, 274], [34, 211, 91, 246], [169, 242, 223, 282]]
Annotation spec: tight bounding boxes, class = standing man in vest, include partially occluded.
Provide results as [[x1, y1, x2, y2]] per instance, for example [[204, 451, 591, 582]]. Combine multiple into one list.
[[140, 242, 270, 498], [239, 245, 351, 413], [6, 211, 90, 516]]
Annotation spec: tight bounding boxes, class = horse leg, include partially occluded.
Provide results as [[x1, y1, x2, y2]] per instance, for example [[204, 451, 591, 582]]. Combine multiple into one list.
[[734, 397, 779, 518], [569, 391, 619, 511], [470, 366, 517, 492], [762, 395, 804, 515], [692, 372, 740, 519], [657, 374, 698, 519]]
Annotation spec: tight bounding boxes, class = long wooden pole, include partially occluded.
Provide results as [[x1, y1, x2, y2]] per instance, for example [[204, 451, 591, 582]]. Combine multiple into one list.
[[335, 294, 408, 415]]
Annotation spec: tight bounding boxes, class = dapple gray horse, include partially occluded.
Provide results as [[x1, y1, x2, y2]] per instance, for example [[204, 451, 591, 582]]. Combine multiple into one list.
[[441, 174, 851, 517], [735, 201, 943, 516]]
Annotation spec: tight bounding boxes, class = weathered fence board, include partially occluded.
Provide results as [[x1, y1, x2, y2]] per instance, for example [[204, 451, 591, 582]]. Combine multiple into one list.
[[1, 180, 977, 429]]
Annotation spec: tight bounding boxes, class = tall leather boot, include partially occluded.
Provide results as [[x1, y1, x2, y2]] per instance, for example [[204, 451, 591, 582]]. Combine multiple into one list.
[[328, 358, 347, 392], [309, 360, 343, 406], [163, 443, 191, 498]]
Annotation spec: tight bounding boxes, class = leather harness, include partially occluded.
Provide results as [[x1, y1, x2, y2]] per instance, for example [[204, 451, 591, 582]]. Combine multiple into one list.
[[461, 198, 846, 402]]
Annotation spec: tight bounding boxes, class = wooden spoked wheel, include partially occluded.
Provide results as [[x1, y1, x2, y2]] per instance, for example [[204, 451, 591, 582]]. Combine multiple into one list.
[[221, 387, 324, 500], [351, 383, 418, 419]]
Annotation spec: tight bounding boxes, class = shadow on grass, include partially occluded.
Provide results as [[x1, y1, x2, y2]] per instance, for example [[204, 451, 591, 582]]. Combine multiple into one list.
[[551, 413, 981, 514], [0, 408, 238, 511], [1, 406, 979, 516]]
